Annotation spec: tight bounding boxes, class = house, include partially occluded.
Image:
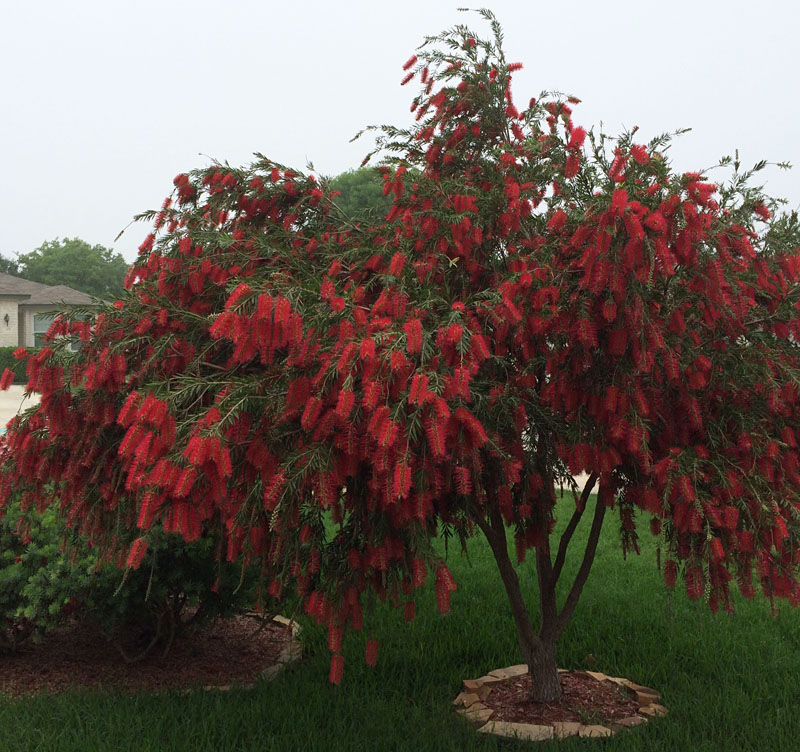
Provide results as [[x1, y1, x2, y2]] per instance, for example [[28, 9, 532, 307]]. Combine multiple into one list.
[[0, 273, 96, 348]]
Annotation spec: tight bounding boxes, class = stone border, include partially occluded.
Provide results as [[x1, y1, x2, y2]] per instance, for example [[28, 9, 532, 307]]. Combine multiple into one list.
[[453, 665, 667, 741], [198, 614, 303, 691]]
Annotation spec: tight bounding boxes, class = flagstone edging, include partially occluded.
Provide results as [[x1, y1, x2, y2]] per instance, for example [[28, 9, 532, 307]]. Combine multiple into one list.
[[454, 665, 667, 741]]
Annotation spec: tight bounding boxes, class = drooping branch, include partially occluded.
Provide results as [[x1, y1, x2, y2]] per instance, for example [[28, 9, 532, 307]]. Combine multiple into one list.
[[551, 472, 599, 586], [552, 482, 607, 639]]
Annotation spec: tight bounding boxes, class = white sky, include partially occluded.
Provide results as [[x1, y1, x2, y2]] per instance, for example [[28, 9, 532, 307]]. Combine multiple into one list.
[[1, 0, 798, 263]]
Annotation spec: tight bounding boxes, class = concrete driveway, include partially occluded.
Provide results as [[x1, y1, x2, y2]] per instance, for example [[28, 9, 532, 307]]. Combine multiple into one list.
[[0, 385, 40, 428]]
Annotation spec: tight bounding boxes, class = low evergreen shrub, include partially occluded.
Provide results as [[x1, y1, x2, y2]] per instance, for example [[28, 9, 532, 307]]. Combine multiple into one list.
[[0, 495, 258, 660]]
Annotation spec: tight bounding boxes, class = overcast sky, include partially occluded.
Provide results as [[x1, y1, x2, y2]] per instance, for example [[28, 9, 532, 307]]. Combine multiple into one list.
[[1, 0, 798, 263]]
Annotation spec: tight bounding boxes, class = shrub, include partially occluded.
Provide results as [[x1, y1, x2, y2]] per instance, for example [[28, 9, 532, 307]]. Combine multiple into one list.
[[0, 496, 258, 659], [0, 499, 92, 651], [0, 347, 38, 385]]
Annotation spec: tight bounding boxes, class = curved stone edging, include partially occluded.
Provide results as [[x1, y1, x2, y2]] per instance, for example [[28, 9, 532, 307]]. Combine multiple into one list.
[[454, 665, 667, 741], [259, 614, 303, 682]]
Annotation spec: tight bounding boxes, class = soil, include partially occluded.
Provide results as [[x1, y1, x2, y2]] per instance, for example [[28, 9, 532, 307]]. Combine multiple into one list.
[[483, 671, 641, 727], [0, 614, 296, 697]]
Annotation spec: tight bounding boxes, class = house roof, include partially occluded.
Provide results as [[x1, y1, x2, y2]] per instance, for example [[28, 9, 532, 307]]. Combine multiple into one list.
[[23, 285, 94, 305], [0, 273, 94, 305]]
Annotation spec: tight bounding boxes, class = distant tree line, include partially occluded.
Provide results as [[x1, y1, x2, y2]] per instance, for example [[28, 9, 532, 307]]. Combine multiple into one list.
[[0, 238, 128, 300]]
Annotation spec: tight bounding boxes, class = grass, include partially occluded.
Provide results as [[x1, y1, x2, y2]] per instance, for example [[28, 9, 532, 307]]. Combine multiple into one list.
[[2, 494, 799, 751]]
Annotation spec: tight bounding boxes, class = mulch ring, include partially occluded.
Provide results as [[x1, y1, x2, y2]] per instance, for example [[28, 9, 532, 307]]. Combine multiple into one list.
[[454, 665, 668, 742], [0, 613, 302, 698]]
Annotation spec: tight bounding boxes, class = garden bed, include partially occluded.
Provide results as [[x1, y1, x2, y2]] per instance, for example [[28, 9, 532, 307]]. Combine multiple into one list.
[[0, 614, 301, 697]]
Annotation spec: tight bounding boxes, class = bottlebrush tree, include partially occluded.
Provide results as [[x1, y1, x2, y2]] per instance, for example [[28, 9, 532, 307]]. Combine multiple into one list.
[[2, 10, 800, 702]]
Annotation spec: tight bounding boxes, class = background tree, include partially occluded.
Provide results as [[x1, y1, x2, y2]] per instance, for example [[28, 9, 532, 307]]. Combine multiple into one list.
[[328, 168, 393, 223], [2, 10, 800, 705], [0, 255, 19, 276], [15, 238, 128, 299]]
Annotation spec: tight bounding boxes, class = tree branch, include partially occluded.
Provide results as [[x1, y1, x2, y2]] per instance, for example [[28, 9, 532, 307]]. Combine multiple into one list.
[[553, 482, 607, 639], [475, 508, 543, 658], [551, 472, 598, 586]]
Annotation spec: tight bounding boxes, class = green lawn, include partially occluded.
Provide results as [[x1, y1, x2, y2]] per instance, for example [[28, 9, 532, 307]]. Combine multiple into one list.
[[2, 495, 799, 751]]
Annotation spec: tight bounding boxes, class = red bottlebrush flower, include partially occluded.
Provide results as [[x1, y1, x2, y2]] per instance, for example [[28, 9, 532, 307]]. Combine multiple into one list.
[[753, 202, 771, 220], [400, 72, 414, 86], [329, 654, 344, 685], [403, 318, 423, 355], [411, 558, 427, 587], [403, 601, 416, 622], [686, 566, 703, 600], [12, 347, 28, 360], [601, 298, 617, 323], [547, 209, 568, 232], [424, 416, 446, 458], [389, 349, 409, 373], [408, 372, 429, 405], [446, 323, 463, 345], [507, 62, 523, 72], [363, 380, 382, 412], [367, 404, 391, 438], [435, 579, 451, 614], [126, 537, 148, 570], [393, 461, 412, 499], [564, 153, 580, 178], [664, 560, 678, 588], [379, 420, 399, 448], [631, 144, 650, 164], [611, 188, 628, 215], [0, 368, 14, 391], [174, 467, 197, 498], [335, 389, 355, 419], [568, 126, 586, 150], [389, 252, 406, 276], [360, 337, 376, 361], [138, 233, 155, 255], [336, 343, 357, 375], [455, 407, 488, 446], [365, 639, 379, 666], [470, 334, 490, 363], [644, 211, 666, 233], [710, 538, 725, 562], [328, 624, 342, 653], [301, 397, 323, 432], [453, 466, 472, 495], [402, 55, 418, 70], [608, 150, 627, 181]]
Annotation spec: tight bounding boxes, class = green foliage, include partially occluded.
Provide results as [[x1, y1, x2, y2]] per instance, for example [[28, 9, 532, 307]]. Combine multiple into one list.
[[14, 238, 128, 300], [328, 168, 394, 223], [0, 347, 37, 384], [82, 529, 259, 662], [0, 255, 19, 276], [0, 496, 257, 659]]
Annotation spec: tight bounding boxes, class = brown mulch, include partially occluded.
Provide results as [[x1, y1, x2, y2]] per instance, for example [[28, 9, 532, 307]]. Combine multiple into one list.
[[0, 615, 296, 697], [484, 672, 641, 726]]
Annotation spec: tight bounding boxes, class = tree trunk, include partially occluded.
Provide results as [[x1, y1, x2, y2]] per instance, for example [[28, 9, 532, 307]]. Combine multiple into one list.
[[477, 477, 609, 704], [525, 637, 561, 703], [476, 509, 563, 703]]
